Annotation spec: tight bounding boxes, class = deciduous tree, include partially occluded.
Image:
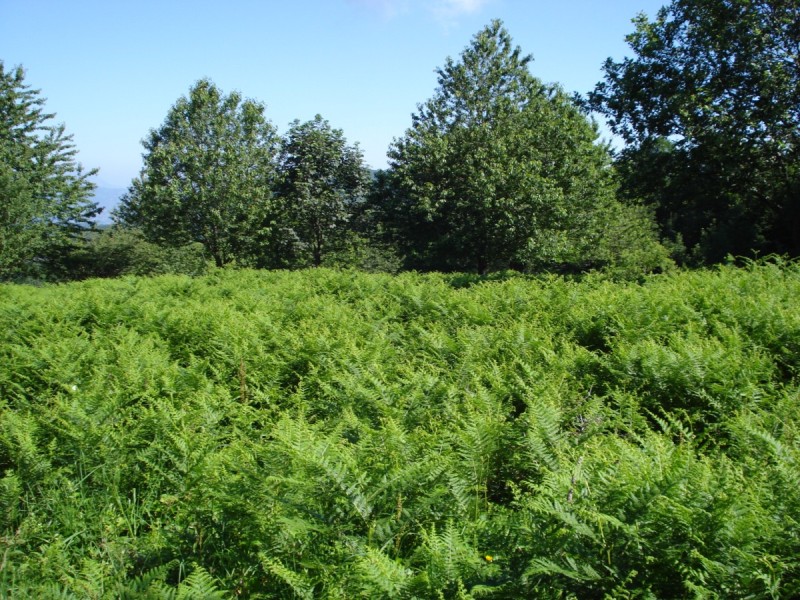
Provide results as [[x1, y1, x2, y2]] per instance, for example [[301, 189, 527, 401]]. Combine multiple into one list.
[[589, 0, 800, 262], [116, 79, 281, 267], [382, 20, 651, 273], [278, 115, 370, 266]]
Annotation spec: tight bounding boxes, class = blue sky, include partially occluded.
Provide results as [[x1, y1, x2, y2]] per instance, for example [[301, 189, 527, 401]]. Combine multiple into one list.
[[2, 0, 666, 189]]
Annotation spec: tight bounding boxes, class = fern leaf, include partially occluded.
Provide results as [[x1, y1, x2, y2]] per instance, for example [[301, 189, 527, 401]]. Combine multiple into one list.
[[260, 555, 314, 600], [116, 561, 177, 599], [355, 546, 411, 596], [174, 565, 226, 600]]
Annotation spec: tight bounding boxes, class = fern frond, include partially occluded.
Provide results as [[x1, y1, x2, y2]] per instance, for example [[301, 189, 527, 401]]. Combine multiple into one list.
[[419, 521, 482, 590], [525, 555, 601, 583], [271, 416, 374, 523], [355, 546, 411, 597], [116, 561, 179, 599], [260, 555, 314, 600], [523, 398, 567, 473], [174, 565, 226, 600]]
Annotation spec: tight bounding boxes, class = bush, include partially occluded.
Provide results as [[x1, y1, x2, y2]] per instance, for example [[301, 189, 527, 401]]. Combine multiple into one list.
[[67, 226, 210, 278]]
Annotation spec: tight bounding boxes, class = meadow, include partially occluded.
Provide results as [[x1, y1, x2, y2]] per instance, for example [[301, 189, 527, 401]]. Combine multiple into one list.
[[1, 263, 798, 598]]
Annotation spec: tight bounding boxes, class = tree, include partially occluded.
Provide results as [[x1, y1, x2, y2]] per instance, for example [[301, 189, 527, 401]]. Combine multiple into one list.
[[381, 20, 652, 274], [589, 0, 800, 262], [0, 62, 99, 280], [115, 79, 281, 268], [278, 115, 371, 266]]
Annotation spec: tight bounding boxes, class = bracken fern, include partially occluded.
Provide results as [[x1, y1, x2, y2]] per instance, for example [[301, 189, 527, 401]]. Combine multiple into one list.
[[0, 263, 798, 597]]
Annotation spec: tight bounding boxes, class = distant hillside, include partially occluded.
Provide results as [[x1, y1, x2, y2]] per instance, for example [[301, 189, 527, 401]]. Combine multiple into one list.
[[91, 187, 126, 223]]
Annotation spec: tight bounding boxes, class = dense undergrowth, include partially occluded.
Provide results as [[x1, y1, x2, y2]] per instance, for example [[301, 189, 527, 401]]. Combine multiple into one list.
[[1, 262, 798, 598]]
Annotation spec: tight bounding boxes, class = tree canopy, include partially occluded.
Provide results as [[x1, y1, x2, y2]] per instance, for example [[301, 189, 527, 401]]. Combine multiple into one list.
[[115, 79, 281, 267], [589, 0, 800, 262], [278, 115, 371, 266], [0, 62, 99, 280], [380, 20, 661, 274]]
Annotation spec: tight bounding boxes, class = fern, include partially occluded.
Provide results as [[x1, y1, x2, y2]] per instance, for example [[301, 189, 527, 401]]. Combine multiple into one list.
[[355, 546, 411, 597], [116, 561, 177, 599], [442, 386, 507, 518], [0, 471, 21, 530], [522, 397, 566, 475], [525, 555, 601, 583], [1, 264, 799, 596], [260, 555, 314, 600], [175, 565, 226, 600], [268, 416, 375, 526]]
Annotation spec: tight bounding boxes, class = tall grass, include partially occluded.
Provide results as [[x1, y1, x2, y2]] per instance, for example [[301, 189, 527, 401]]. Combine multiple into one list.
[[1, 262, 798, 597]]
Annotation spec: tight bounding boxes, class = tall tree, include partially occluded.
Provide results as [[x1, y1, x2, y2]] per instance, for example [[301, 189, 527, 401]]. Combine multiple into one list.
[[0, 62, 99, 280], [116, 79, 280, 268], [382, 20, 650, 273], [589, 0, 800, 263], [278, 115, 370, 266]]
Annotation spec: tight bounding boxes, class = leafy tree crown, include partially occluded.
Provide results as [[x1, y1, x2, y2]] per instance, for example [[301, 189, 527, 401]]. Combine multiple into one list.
[[384, 20, 625, 273], [115, 79, 280, 267]]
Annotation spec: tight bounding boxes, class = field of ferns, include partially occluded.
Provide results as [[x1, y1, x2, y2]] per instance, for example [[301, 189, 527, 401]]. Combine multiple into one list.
[[1, 262, 799, 598]]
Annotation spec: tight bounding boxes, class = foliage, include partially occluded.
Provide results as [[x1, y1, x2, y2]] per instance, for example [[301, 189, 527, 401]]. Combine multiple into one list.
[[66, 227, 209, 279], [317, 231, 404, 273], [115, 79, 281, 268], [0, 62, 100, 280], [380, 20, 665, 274], [589, 0, 800, 263], [278, 115, 372, 267], [588, 200, 675, 279], [1, 261, 799, 596]]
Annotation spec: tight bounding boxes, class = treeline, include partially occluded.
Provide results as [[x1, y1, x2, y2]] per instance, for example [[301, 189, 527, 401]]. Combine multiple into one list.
[[2, 0, 798, 282]]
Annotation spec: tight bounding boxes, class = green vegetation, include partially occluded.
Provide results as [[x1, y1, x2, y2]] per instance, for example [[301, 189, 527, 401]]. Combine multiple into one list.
[[0, 62, 100, 281], [589, 0, 800, 263], [115, 79, 282, 269], [2, 262, 799, 597], [65, 227, 210, 279], [278, 115, 372, 268], [4, 2, 799, 280], [3, 2, 798, 595], [379, 20, 666, 274]]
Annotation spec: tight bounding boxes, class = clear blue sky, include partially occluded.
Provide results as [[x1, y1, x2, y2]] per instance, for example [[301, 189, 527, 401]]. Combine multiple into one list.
[[1, 0, 666, 188]]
